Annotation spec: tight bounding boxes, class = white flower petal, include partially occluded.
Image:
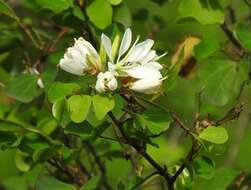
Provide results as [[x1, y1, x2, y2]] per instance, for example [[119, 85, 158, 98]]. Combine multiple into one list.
[[37, 78, 44, 89], [139, 50, 157, 64], [130, 77, 162, 94], [126, 66, 162, 79], [144, 61, 163, 70], [127, 39, 154, 63], [118, 28, 132, 59], [74, 37, 98, 57], [59, 37, 102, 76], [101, 33, 113, 62], [59, 58, 85, 76], [108, 62, 116, 75]]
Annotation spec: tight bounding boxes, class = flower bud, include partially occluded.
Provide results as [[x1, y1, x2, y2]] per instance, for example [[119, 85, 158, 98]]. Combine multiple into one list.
[[95, 71, 118, 93]]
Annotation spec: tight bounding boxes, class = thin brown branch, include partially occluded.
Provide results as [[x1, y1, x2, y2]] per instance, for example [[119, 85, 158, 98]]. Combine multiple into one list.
[[83, 141, 113, 190], [220, 22, 244, 51], [129, 172, 159, 190], [214, 104, 243, 126], [47, 27, 69, 52], [132, 94, 194, 138], [171, 139, 199, 183], [108, 112, 173, 190]]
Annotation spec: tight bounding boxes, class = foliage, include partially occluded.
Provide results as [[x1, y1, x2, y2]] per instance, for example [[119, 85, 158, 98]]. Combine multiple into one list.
[[0, 0, 251, 190]]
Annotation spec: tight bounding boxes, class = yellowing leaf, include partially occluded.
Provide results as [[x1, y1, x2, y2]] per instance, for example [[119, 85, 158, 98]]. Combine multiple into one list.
[[171, 36, 200, 78], [172, 36, 201, 66]]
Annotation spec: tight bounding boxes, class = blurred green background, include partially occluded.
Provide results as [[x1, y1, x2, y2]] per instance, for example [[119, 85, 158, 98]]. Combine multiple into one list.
[[0, 0, 251, 189]]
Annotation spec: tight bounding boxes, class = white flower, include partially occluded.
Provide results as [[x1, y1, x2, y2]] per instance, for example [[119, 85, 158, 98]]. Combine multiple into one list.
[[101, 28, 166, 94], [95, 71, 118, 93], [59, 37, 102, 76], [101, 28, 166, 76]]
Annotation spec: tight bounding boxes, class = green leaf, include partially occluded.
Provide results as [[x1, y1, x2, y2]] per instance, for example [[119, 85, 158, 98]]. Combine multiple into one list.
[[194, 35, 220, 60], [48, 82, 80, 103], [199, 168, 239, 190], [138, 107, 172, 135], [41, 66, 58, 92], [0, 0, 19, 21], [107, 0, 122, 5], [38, 118, 57, 136], [92, 95, 115, 120], [67, 95, 92, 123], [15, 150, 30, 172], [178, 0, 224, 25], [6, 74, 42, 103], [234, 24, 251, 51], [114, 4, 131, 27], [33, 145, 60, 162], [52, 98, 71, 127], [36, 0, 73, 13], [193, 156, 215, 179], [80, 176, 99, 190], [86, 0, 113, 29], [36, 176, 75, 190], [72, 6, 85, 21], [199, 126, 228, 144], [64, 122, 93, 140], [199, 60, 246, 106], [52, 98, 66, 120], [0, 120, 24, 132]]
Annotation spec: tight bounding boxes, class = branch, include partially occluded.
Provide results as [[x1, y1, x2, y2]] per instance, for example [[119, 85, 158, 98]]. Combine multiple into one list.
[[220, 22, 243, 51], [108, 112, 174, 189], [170, 103, 243, 185], [47, 158, 85, 186], [83, 141, 113, 190], [0, 119, 55, 145], [170, 140, 199, 183], [78, 2, 98, 48], [129, 172, 159, 190], [132, 94, 194, 138], [214, 104, 243, 126], [243, 0, 251, 8]]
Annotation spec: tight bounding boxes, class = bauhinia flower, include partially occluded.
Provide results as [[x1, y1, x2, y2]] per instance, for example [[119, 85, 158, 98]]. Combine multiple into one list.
[[57, 28, 166, 94], [59, 37, 102, 76], [95, 71, 118, 93], [101, 28, 166, 94]]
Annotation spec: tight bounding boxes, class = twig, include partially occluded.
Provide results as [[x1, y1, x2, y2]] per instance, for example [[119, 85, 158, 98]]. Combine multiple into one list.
[[220, 22, 243, 51], [0, 119, 55, 145], [130, 172, 159, 190], [170, 103, 243, 185], [100, 135, 119, 142], [108, 112, 173, 190], [170, 139, 199, 183], [83, 141, 113, 190], [47, 27, 69, 52], [133, 94, 194, 137], [214, 104, 243, 126], [47, 159, 83, 185], [79, 2, 98, 48], [18, 22, 41, 49], [243, 0, 251, 8]]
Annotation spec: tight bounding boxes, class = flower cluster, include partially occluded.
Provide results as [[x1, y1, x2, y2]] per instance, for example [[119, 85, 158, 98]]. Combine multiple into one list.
[[59, 28, 166, 94]]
